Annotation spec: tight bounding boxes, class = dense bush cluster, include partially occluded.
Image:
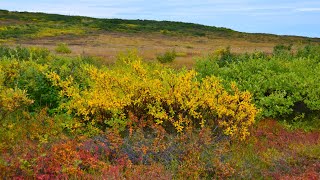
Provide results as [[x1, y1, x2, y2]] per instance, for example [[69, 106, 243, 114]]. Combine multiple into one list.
[[196, 45, 320, 121], [0, 46, 256, 178], [48, 51, 257, 140], [0, 45, 319, 178]]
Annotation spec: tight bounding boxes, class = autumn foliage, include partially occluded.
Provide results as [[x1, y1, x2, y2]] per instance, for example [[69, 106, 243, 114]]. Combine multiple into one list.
[[47, 53, 257, 140], [0, 46, 319, 179]]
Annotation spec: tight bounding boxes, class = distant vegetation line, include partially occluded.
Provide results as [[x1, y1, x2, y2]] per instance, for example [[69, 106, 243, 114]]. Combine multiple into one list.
[[0, 9, 320, 43]]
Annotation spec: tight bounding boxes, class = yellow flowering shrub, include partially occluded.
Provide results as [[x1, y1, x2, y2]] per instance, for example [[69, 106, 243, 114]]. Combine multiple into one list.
[[48, 54, 258, 140], [0, 65, 34, 118]]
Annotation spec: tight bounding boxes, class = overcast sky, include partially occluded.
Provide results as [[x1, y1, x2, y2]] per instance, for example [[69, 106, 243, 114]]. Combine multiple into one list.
[[1, 0, 320, 37]]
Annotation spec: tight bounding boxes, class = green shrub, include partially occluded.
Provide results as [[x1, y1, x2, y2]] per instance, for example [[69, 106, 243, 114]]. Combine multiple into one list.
[[196, 47, 237, 68], [55, 43, 72, 54], [296, 44, 320, 60], [0, 25, 38, 39], [273, 44, 292, 54], [195, 45, 320, 119], [156, 49, 177, 63], [273, 44, 293, 58], [0, 45, 51, 61], [212, 47, 234, 66], [195, 57, 219, 79], [0, 46, 91, 112]]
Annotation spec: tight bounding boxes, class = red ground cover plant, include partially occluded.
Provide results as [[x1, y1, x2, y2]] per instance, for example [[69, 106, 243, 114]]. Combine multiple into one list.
[[252, 119, 320, 179]]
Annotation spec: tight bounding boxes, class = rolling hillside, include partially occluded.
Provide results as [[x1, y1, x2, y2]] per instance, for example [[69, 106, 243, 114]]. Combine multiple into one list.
[[1, 9, 320, 42]]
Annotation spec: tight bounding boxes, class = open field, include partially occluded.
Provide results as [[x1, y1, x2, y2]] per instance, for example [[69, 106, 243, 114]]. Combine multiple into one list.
[[15, 32, 278, 68], [1, 9, 319, 68]]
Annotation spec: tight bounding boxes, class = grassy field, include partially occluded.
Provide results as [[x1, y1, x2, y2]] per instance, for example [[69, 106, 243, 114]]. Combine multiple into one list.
[[1, 9, 320, 68], [0, 10, 320, 179]]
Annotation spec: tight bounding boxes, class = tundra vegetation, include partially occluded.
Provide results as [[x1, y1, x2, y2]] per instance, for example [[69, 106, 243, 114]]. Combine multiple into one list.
[[0, 10, 319, 179]]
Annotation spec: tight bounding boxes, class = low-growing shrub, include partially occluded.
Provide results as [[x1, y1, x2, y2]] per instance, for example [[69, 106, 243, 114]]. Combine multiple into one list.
[[273, 44, 292, 55], [0, 45, 51, 61], [296, 44, 320, 60], [55, 43, 72, 54], [156, 49, 176, 63]]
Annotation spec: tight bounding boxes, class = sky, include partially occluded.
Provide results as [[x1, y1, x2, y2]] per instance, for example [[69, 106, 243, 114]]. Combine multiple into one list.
[[0, 0, 320, 37]]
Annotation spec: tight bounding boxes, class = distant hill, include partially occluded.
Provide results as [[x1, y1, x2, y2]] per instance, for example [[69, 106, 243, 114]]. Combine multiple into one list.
[[0, 9, 319, 44]]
